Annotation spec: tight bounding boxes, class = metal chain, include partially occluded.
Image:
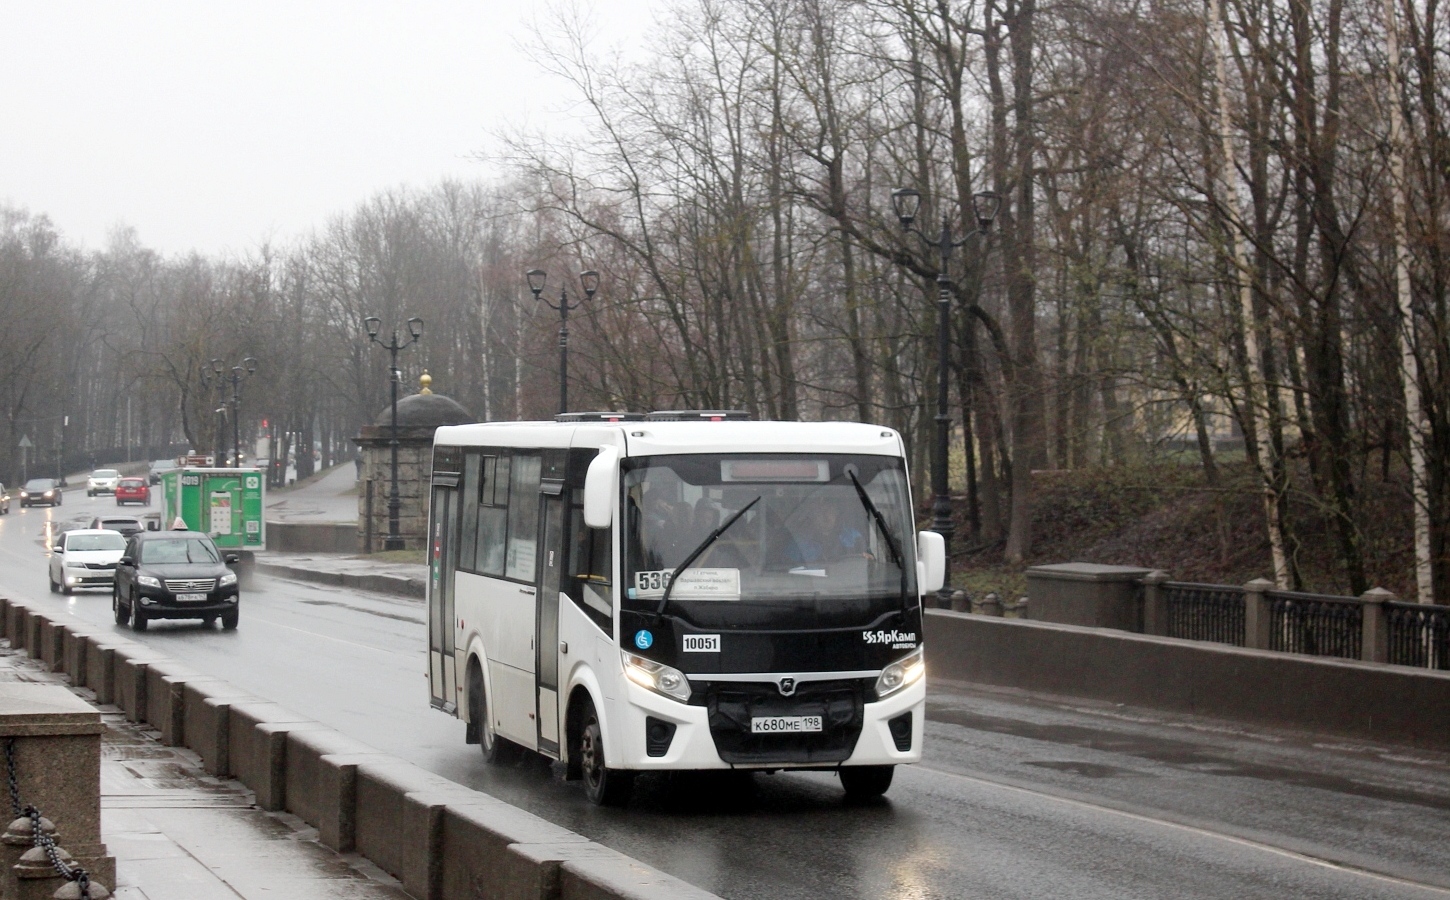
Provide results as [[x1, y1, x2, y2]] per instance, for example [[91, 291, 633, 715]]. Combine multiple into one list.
[[5, 739, 94, 895], [5, 739, 20, 818]]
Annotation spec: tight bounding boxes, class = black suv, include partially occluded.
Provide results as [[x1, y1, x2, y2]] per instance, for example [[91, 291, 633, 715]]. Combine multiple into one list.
[[113, 531, 240, 631]]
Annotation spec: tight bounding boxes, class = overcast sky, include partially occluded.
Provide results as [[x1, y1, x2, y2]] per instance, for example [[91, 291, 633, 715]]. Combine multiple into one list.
[[2, 1, 651, 257]]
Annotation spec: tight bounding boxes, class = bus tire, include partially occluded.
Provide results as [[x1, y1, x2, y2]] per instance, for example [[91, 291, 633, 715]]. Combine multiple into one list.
[[468, 662, 516, 765], [578, 697, 633, 806], [839, 765, 894, 799]]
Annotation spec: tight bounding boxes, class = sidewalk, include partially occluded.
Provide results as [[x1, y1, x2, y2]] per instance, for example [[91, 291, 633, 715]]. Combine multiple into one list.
[[265, 465, 359, 524], [0, 643, 410, 900]]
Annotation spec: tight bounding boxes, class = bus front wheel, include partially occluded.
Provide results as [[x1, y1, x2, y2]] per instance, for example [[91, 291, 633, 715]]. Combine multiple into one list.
[[577, 698, 633, 807], [839, 765, 894, 800], [468, 663, 516, 765]]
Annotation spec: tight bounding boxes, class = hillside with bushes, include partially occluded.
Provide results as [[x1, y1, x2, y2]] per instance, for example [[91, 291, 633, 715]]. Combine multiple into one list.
[[954, 462, 1417, 605]]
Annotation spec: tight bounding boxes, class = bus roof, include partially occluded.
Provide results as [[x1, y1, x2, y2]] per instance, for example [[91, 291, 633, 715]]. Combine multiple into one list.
[[433, 420, 905, 458]]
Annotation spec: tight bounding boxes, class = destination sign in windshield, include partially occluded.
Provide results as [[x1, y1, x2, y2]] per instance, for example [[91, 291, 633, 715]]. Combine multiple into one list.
[[632, 568, 741, 600]]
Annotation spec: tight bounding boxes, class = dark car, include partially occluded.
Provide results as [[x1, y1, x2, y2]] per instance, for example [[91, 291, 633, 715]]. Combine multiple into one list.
[[113, 531, 240, 631], [148, 459, 180, 485], [89, 515, 146, 537], [19, 478, 61, 507]]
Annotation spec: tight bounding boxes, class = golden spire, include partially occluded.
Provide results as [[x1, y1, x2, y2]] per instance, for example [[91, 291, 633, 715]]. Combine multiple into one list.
[[419, 370, 433, 395]]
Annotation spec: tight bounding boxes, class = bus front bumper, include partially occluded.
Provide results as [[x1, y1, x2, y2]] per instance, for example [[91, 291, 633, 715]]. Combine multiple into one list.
[[613, 676, 925, 771]]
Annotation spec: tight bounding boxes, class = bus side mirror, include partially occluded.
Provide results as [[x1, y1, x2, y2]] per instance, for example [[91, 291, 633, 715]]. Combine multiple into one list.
[[583, 446, 619, 529], [917, 531, 945, 594]]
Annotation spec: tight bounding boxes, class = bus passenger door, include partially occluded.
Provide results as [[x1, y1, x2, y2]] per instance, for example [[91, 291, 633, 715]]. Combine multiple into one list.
[[428, 481, 460, 712], [536, 485, 565, 755]]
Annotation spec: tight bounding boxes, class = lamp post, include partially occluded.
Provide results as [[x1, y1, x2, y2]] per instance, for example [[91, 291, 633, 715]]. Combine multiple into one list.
[[199, 359, 227, 466], [225, 358, 258, 468], [364, 315, 424, 551], [891, 187, 1000, 607], [526, 269, 599, 415]]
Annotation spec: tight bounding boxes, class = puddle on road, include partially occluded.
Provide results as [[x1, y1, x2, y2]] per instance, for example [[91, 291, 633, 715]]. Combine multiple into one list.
[[929, 703, 1450, 811], [1025, 760, 1139, 779], [295, 597, 421, 624]]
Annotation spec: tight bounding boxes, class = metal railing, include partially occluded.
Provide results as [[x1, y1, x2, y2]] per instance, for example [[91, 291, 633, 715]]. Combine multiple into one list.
[[1044, 565, 1449, 672], [1267, 591, 1363, 660], [1164, 583, 1245, 646], [1386, 601, 1450, 670]]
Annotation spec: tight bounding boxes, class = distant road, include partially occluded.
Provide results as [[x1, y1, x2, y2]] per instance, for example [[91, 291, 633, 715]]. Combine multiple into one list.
[[1, 488, 1447, 899]]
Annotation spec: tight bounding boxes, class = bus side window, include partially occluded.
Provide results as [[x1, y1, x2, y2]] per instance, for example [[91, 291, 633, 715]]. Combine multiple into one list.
[[474, 455, 507, 577], [458, 453, 480, 571], [505, 455, 541, 581], [566, 500, 612, 632]]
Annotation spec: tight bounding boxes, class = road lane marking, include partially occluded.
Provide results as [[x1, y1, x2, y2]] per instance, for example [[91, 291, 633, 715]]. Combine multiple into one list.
[[913, 762, 1450, 894]]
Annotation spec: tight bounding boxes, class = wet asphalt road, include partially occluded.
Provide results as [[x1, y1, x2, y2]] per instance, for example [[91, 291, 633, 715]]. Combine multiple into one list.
[[2, 492, 1448, 899]]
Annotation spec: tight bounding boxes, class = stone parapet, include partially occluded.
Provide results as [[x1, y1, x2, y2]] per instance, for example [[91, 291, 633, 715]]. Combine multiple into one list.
[[0, 684, 115, 891]]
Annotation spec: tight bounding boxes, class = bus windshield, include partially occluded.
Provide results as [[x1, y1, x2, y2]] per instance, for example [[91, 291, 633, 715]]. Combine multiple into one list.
[[622, 453, 918, 629]]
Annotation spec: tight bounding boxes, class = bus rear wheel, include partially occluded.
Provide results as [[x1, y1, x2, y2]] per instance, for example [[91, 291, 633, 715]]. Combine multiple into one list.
[[577, 698, 633, 807], [839, 765, 894, 799]]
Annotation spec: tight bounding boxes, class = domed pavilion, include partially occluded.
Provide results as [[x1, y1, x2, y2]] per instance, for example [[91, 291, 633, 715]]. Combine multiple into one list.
[[354, 372, 473, 551]]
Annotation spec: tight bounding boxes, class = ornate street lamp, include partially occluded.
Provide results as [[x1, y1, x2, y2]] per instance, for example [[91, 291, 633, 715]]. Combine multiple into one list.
[[891, 186, 1000, 606], [526, 269, 599, 415], [364, 314, 424, 551], [227, 358, 258, 468], [201, 358, 258, 467], [199, 359, 225, 465]]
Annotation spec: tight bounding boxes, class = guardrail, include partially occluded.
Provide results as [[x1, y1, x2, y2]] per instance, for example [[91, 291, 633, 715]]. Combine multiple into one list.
[[925, 609, 1450, 754], [1386, 600, 1450, 670], [1269, 590, 1363, 660], [1030, 566, 1448, 672], [1163, 582, 1245, 646]]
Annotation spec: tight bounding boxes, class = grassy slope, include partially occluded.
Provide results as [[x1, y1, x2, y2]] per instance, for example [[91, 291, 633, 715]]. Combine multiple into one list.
[[953, 460, 1417, 604]]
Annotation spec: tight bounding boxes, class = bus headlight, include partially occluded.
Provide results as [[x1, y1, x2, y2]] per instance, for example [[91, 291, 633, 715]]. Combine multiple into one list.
[[875, 647, 924, 700], [621, 651, 692, 703]]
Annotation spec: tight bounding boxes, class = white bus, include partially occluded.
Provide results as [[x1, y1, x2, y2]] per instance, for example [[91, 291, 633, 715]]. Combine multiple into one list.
[[425, 412, 943, 805]]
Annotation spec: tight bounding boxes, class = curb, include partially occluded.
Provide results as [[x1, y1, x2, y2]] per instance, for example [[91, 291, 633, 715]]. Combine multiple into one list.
[[0, 595, 720, 900], [255, 561, 426, 599]]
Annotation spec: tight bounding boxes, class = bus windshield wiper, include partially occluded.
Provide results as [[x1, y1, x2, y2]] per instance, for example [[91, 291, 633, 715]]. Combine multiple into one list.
[[846, 471, 910, 614], [655, 495, 761, 619]]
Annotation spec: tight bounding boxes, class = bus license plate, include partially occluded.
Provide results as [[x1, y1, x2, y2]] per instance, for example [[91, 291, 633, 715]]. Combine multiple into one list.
[[751, 715, 823, 734], [176, 593, 208, 603]]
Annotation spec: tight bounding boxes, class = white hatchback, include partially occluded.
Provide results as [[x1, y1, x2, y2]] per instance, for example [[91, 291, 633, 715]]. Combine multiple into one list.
[[49, 529, 127, 594]]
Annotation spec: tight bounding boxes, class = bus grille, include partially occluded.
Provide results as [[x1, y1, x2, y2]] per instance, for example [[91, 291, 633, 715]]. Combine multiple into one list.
[[703, 679, 864, 765]]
